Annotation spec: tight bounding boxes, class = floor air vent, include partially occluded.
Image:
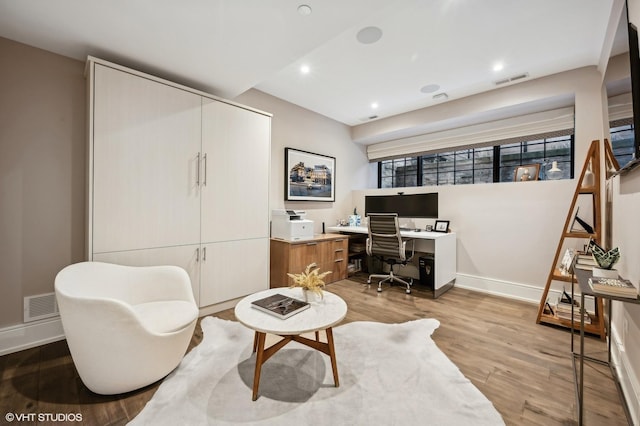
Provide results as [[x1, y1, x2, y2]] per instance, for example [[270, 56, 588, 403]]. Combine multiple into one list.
[[24, 292, 59, 322]]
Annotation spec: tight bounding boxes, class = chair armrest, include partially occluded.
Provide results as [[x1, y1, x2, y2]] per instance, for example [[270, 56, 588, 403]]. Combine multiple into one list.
[[401, 239, 416, 261]]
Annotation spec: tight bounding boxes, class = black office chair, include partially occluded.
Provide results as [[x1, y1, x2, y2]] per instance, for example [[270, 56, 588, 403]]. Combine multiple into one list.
[[366, 213, 415, 294]]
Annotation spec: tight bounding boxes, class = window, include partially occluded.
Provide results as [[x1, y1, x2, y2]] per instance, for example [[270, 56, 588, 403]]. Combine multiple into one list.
[[378, 134, 574, 188], [609, 122, 635, 167]]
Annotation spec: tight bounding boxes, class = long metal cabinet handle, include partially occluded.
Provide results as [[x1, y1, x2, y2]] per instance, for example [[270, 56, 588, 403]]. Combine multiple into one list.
[[196, 247, 200, 262], [203, 153, 208, 186], [203, 246, 207, 261], [196, 152, 201, 186]]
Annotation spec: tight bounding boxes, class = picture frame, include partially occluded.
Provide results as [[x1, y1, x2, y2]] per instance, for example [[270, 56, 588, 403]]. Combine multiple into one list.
[[285, 148, 335, 202], [434, 220, 449, 233], [559, 248, 576, 274], [514, 164, 540, 182]]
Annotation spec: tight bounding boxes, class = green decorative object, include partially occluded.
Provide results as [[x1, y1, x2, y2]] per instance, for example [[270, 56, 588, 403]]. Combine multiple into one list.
[[588, 240, 620, 270]]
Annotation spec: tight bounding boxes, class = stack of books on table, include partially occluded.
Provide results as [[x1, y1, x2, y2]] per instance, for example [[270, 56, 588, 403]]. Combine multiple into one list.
[[574, 252, 598, 271], [588, 277, 639, 299]]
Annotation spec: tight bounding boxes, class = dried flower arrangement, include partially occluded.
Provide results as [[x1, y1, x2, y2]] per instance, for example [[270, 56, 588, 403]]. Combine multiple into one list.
[[287, 263, 331, 298]]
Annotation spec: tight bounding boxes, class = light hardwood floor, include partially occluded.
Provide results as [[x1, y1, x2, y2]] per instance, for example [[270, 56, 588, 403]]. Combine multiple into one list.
[[0, 275, 630, 425]]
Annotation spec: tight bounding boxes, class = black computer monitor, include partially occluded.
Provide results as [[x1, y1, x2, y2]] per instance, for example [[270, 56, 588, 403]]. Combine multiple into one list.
[[364, 193, 438, 218]]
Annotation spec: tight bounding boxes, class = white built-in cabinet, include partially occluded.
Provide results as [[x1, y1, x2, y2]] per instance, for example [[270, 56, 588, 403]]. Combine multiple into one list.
[[87, 57, 271, 308]]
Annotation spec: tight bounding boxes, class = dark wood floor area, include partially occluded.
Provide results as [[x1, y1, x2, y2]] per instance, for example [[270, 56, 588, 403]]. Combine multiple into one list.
[[0, 275, 629, 425]]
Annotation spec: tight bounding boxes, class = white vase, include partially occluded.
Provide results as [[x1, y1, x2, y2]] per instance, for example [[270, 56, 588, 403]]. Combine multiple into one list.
[[582, 161, 595, 188], [592, 267, 618, 279], [302, 289, 323, 304]]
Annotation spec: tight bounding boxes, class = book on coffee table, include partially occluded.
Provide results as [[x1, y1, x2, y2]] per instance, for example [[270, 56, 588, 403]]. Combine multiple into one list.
[[251, 293, 310, 319]]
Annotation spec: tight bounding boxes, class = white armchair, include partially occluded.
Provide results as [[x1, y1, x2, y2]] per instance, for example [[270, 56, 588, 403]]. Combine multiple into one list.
[[54, 261, 198, 395]]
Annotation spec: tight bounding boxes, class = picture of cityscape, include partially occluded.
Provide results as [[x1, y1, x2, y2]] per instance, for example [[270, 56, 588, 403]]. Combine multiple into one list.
[[285, 148, 335, 201]]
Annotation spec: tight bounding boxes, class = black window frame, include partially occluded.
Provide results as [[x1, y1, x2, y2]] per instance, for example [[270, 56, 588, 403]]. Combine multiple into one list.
[[377, 134, 575, 188]]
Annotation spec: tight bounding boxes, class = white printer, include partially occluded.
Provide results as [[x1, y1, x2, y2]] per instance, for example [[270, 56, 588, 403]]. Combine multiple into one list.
[[271, 210, 314, 241]]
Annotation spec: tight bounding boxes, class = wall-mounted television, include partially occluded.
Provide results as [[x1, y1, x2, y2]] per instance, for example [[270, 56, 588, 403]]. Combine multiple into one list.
[[627, 20, 640, 163], [365, 193, 438, 218]]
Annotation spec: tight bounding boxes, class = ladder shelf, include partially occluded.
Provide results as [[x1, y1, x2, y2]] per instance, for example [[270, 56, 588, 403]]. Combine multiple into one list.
[[535, 139, 619, 339]]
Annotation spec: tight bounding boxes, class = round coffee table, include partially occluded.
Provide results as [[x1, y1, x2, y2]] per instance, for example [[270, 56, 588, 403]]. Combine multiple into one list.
[[234, 287, 347, 400]]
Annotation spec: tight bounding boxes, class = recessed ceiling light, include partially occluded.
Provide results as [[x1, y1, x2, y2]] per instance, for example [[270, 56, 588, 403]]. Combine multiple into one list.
[[300, 64, 310, 74], [371, 102, 379, 109], [420, 84, 440, 94], [493, 62, 504, 72], [356, 26, 383, 44], [297, 5, 312, 16]]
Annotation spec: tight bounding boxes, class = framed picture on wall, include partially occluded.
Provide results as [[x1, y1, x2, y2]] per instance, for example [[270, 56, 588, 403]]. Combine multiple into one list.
[[285, 148, 335, 202], [514, 164, 540, 182]]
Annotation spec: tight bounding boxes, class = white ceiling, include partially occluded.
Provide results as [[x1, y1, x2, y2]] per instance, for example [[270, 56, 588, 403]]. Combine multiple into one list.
[[0, 0, 626, 132]]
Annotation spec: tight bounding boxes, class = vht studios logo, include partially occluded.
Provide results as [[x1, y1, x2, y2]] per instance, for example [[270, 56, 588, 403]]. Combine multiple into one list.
[[5, 412, 83, 422]]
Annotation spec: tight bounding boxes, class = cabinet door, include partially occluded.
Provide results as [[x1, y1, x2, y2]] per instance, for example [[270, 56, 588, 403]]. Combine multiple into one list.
[[92, 64, 202, 253], [289, 241, 323, 276], [92, 244, 201, 305], [199, 238, 268, 306], [200, 98, 270, 243]]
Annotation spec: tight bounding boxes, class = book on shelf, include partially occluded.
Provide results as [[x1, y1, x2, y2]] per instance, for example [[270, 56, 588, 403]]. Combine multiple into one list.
[[251, 293, 310, 319], [549, 294, 592, 324], [588, 277, 639, 299], [573, 251, 597, 271], [576, 254, 597, 265]]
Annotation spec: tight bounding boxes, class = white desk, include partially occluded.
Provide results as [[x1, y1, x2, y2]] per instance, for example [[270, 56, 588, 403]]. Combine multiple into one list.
[[327, 225, 456, 297]]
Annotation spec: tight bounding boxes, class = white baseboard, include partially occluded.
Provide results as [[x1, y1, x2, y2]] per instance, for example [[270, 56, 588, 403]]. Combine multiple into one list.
[[611, 323, 640, 425], [0, 317, 65, 356], [455, 273, 544, 304]]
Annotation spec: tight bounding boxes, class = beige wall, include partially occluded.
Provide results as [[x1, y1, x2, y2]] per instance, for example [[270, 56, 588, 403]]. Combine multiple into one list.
[[0, 37, 86, 327], [233, 89, 370, 232]]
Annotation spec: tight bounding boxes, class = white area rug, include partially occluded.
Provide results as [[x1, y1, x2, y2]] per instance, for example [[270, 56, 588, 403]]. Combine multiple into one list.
[[130, 317, 504, 425]]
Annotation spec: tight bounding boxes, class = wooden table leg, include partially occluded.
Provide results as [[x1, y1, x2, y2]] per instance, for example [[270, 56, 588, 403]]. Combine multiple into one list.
[[325, 327, 339, 387], [252, 332, 266, 400], [252, 331, 258, 353]]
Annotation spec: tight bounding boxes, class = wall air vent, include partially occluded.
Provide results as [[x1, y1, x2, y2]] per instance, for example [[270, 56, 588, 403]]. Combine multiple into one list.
[[494, 72, 529, 86], [24, 292, 59, 322]]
